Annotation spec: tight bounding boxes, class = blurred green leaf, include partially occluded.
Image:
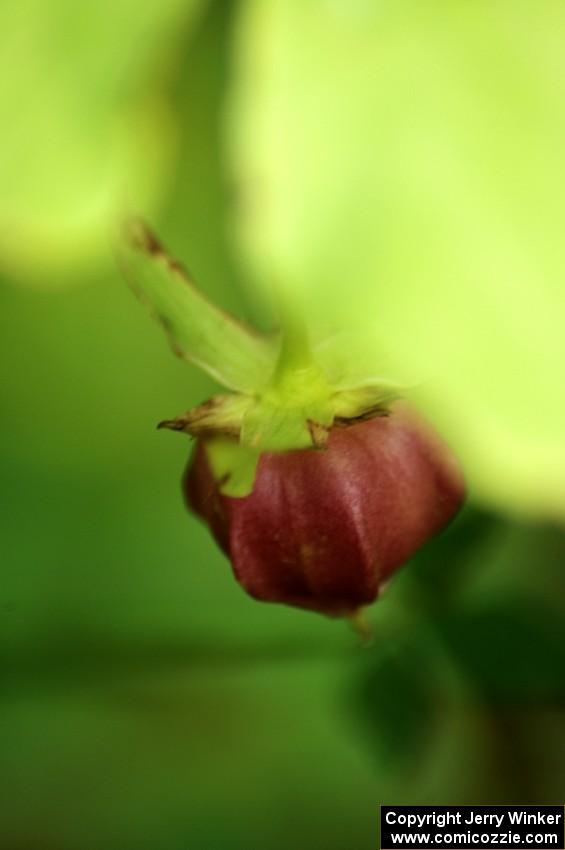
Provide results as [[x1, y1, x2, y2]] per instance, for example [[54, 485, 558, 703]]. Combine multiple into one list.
[[230, 0, 565, 518], [354, 637, 440, 771], [0, 0, 206, 284], [441, 599, 565, 703], [351, 514, 565, 804]]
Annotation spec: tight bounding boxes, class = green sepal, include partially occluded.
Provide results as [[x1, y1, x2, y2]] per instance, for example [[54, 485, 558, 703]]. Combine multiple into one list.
[[205, 437, 260, 497], [241, 396, 334, 451], [157, 394, 253, 438], [332, 384, 404, 422], [119, 219, 279, 392]]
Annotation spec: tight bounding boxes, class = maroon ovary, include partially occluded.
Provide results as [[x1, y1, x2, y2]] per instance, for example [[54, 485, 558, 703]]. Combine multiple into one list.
[[184, 404, 464, 616]]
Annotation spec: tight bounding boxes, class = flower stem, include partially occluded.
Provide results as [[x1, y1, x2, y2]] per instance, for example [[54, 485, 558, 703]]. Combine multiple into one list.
[[348, 608, 374, 647]]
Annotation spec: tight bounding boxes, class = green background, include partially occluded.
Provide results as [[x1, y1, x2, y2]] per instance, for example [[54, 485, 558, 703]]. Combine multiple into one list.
[[2, 3, 565, 848]]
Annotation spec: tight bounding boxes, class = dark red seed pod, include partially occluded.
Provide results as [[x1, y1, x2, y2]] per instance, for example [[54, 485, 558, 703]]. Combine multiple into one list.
[[184, 404, 464, 616]]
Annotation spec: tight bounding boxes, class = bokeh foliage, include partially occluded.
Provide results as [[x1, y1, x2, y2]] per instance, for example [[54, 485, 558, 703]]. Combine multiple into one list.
[[1, 3, 565, 849], [230, 0, 565, 517], [0, 0, 205, 284]]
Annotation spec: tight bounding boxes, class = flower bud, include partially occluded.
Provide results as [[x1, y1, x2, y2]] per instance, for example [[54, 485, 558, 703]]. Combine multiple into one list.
[[184, 404, 464, 617]]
